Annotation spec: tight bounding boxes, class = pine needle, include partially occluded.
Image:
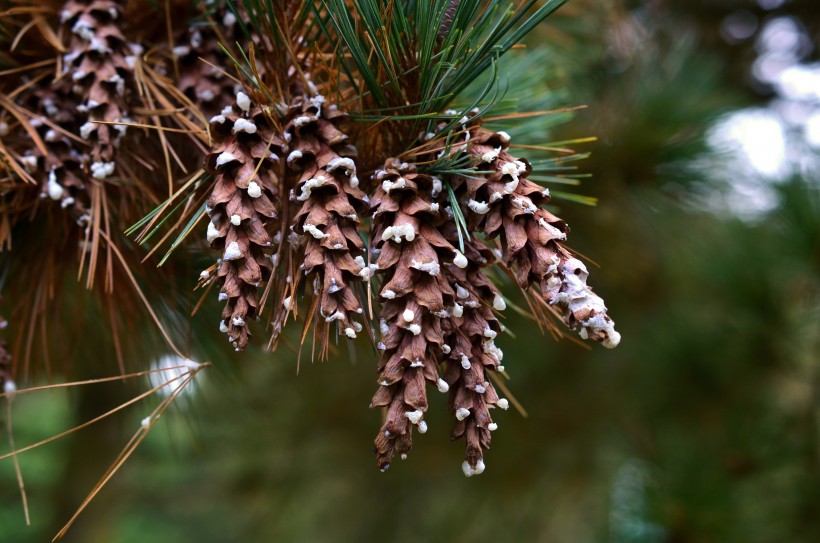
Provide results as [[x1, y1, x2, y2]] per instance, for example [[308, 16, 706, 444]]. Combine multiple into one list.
[[0, 373, 188, 463], [99, 230, 187, 359], [52, 365, 207, 541], [5, 396, 30, 526]]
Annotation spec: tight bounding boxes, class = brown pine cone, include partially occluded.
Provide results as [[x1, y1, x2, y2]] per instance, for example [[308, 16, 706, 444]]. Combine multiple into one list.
[[204, 92, 285, 351], [370, 158, 461, 470], [439, 237, 509, 476], [14, 0, 144, 221], [174, 7, 242, 117], [459, 128, 620, 349], [270, 88, 370, 350], [59, 0, 137, 174]]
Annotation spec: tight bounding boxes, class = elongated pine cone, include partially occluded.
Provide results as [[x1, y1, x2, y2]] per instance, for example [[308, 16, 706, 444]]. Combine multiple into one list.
[[370, 159, 462, 470], [440, 237, 509, 477], [174, 7, 241, 116], [271, 88, 370, 350], [460, 128, 621, 348], [34, 0, 140, 215], [204, 92, 284, 351]]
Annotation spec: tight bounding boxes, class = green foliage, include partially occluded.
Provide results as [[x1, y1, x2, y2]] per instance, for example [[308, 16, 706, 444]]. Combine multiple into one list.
[[233, 0, 317, 49], [324, 0, 567, 118]]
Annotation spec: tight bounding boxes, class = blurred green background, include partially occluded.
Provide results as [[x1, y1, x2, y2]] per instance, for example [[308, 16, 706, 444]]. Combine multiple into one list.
[[2, 0, 820, 541]]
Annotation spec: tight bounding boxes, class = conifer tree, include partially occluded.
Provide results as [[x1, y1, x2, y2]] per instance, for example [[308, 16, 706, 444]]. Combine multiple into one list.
[[0, 1, 622, 536]]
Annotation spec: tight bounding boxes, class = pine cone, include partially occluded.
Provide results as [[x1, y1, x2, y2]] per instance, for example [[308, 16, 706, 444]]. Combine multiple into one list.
[[174, 7, 242, 117], [438, 0, 461, 41], [204, 92, 285, 351], [370, 158, 460, 470], [270, 88, 369, 350], [22, 88, 89, 218], [459, 128, 621, 348], [439, 237, 509, 476], [14, 0, 143, 220], [57, 0, 137, 180]]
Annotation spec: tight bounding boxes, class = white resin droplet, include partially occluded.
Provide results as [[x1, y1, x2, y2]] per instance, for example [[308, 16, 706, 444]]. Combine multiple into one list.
[[236, 91, 251, 112], [453, 250, 468, 269], [247, 181, 262, 198], [223, 241, 242, 261], [207, 221, 220, 243]]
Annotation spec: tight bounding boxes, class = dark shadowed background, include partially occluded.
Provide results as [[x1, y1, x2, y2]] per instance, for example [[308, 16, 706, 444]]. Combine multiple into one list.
[[2, 0, 819, 541]]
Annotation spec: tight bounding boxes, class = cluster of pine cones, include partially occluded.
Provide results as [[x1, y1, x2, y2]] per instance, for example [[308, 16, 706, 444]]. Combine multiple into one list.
[[0, 0, 619, 475]]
